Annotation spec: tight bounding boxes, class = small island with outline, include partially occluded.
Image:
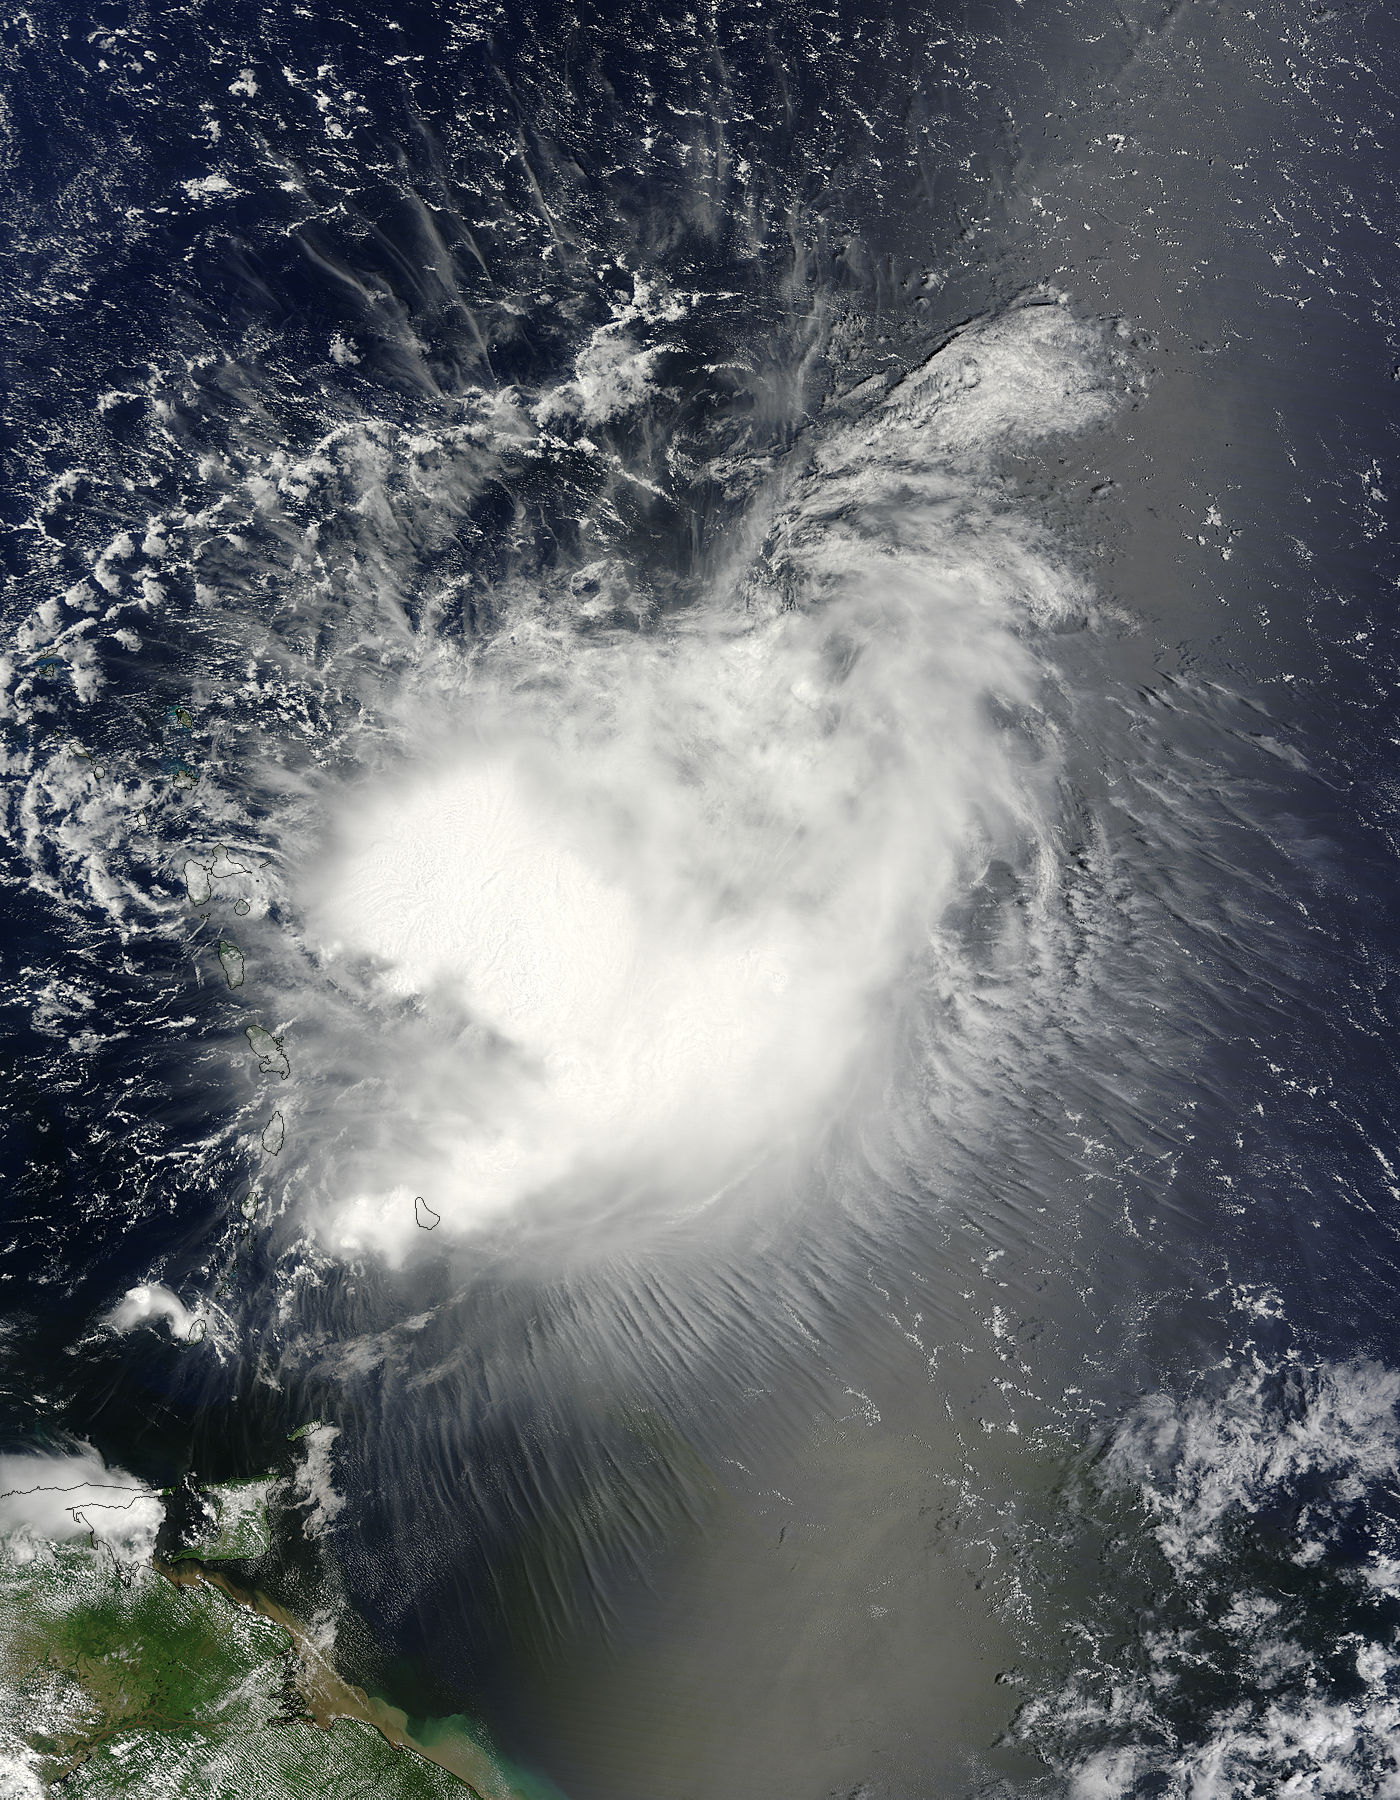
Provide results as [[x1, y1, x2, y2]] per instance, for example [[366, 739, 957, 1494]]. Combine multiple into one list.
[[245, 1026, 290, 1080]]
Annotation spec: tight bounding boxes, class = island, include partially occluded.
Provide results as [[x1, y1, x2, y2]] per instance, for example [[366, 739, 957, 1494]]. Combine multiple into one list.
[[245, 1026, 290, 1080], [217, 940, 245, 989]]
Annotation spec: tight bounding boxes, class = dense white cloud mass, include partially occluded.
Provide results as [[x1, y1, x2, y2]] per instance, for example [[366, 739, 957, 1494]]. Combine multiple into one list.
[[0, 1447, 162, 1561], [289, 304, 1113, 1262], [102, 1283, 199, 1340], [0, 1747, 44, 1800]]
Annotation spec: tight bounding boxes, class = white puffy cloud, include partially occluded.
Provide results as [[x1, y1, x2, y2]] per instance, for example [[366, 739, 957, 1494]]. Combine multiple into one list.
[[0, 1447, 162, 1561], [102, 1282, 198, 1340]]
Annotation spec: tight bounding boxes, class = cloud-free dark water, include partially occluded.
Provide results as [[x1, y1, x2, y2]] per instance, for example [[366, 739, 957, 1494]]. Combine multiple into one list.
[[4, 0, 1400, 1795]]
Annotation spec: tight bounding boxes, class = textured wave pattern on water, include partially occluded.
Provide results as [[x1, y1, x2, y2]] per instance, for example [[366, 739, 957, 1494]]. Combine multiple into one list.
[[1, 285, 1127, 1271], [0, 0, 1336, 1362], [2, 0, 985, 1297], [8, 0, 1400, 1793]]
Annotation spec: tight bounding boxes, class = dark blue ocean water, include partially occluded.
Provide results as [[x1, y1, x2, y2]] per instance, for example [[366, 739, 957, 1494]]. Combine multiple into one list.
[[4, 0, 1400, 1794]]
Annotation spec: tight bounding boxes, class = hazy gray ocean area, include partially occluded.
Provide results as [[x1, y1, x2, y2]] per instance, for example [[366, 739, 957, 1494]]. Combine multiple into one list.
[[3, 0, 1400, 1795]]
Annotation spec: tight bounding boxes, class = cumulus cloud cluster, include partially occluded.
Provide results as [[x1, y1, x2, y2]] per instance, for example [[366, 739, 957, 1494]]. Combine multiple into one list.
[[101, 1282, 199, 1340]]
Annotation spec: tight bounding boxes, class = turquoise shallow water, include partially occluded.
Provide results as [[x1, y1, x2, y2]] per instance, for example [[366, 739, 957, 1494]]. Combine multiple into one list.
[[4, 0, 1400, 1795]]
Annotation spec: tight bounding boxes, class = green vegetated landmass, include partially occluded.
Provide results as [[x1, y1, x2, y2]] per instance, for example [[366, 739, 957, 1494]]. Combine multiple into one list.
[[0, 1539, 471, 1798], [172, 1478, 275, 1562]]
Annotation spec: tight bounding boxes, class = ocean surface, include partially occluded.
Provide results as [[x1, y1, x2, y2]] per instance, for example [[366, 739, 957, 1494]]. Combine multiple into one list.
[[4, 0, 1400, 1794]]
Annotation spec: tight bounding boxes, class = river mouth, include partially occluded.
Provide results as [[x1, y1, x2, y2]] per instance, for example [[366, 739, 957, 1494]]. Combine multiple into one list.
[[3, 0, 1399, 1796]]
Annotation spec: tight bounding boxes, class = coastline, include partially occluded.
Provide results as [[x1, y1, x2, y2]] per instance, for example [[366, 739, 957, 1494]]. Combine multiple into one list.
[[155, 1558, 526, 1800]]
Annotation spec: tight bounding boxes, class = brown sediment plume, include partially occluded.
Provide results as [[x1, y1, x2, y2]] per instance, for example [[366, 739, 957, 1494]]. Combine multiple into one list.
[[156, 1559, 522, 1800]]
